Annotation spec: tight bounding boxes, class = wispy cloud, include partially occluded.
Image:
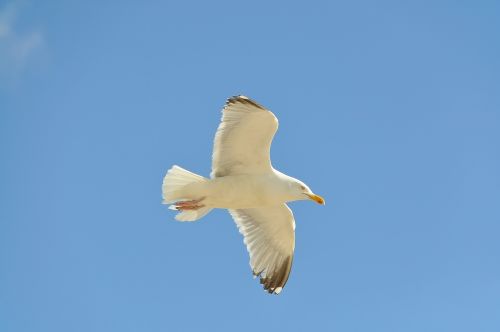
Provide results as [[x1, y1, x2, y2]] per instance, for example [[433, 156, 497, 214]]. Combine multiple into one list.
[[0, 0, 45, 86], [0, 2, 16, 38]]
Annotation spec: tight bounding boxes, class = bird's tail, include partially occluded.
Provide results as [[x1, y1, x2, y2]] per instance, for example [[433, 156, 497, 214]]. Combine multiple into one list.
[[162, 165, 213, 222]]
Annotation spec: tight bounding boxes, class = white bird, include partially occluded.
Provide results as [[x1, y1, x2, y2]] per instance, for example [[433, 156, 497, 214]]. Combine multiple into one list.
[[162, 95, 325, 294]]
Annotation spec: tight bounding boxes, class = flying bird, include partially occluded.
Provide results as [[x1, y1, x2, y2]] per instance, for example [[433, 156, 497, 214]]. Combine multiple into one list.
[[162, 95, 325, 294]]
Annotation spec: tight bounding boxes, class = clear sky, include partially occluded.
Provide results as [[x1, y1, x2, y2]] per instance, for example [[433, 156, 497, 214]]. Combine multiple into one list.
[[1, 1, 499, 331]]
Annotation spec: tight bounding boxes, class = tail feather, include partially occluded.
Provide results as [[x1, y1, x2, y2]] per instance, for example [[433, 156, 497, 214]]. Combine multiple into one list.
[[162, 165, 212, 222], [173, 207, 212, 222]]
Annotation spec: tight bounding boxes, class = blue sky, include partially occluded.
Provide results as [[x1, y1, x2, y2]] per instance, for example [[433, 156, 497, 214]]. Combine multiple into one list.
[[1, 1, 499, 331]]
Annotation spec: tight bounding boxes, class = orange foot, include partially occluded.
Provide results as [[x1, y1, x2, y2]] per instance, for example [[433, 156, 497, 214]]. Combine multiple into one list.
[[174, 197, 206, 211]]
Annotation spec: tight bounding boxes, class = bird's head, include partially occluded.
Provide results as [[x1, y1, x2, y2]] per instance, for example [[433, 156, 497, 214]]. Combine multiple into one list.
[[291, 180, 325, 205]]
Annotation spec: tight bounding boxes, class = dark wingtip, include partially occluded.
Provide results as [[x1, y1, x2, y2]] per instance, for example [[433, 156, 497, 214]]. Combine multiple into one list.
[[258, 256, 293, 295], [225, 95, 266, 110]]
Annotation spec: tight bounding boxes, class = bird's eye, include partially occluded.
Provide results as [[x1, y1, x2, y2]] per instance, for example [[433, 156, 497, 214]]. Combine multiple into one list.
[[300, 185, 306, 190]]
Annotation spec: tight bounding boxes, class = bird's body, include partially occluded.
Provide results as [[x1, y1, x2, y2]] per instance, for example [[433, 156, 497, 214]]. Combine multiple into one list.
[[175, 172, 298, 209], [162, 96, 324, 294]]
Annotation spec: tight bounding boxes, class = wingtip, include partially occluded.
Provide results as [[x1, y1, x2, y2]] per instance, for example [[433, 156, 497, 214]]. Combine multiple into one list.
[[225, 95, 266, 110], [262, 286, 283, 295]]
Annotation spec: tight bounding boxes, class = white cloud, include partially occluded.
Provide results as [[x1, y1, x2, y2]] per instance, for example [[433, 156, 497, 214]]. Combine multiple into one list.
[[0, 0, 45, 86], [0, 2, 16, 38]]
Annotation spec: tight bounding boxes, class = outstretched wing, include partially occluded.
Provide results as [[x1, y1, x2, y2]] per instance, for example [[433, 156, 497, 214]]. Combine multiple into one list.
[[229, 204, 295, 294], [211, 96, 278, 178]]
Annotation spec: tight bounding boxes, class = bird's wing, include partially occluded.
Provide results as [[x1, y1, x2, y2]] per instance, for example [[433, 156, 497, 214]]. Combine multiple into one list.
[[211, 95, 278, 178], [229, 204, 295, 294]]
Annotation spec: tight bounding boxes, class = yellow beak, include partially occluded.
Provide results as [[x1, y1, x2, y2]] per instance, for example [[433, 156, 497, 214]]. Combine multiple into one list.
[[305, 193, 325, 205]]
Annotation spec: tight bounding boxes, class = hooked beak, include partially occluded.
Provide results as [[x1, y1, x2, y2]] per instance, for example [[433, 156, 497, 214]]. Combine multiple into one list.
[[305, 193, 325, 205]]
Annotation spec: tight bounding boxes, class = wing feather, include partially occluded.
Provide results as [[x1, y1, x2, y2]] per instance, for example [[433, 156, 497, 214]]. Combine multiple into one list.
[[211, 96, 278, 178], [229, 204, 295, 294]]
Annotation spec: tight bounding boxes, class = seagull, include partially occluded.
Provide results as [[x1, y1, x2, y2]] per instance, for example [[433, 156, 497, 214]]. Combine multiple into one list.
[[162, 95, 325, 294]]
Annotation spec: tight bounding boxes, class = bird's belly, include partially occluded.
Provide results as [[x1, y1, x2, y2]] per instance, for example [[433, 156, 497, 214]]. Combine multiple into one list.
[[203, 175, 282, 209]]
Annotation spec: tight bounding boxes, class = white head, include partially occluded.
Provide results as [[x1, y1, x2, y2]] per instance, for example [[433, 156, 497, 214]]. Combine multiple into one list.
[[287, 178, 325, 205]]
